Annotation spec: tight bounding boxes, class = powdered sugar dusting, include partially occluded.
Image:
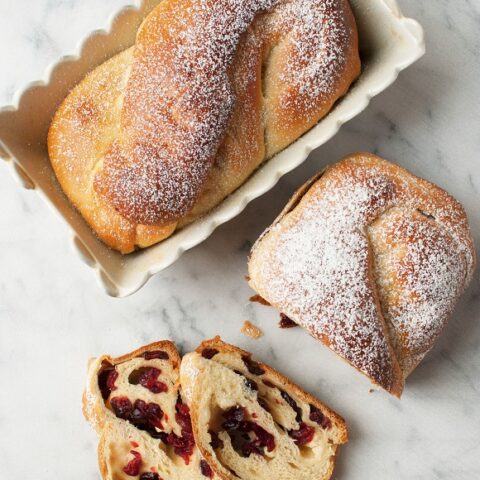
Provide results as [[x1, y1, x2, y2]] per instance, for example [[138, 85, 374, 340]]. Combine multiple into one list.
[[97, 0, 354, 225], [369, 208, 469, 374], [250, 156, 475, 391], [274, 0, 351, 114]]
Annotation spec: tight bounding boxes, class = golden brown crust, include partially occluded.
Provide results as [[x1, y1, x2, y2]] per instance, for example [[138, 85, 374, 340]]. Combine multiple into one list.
[[48, 0, 360, 253], [248, 153, 476, 397]]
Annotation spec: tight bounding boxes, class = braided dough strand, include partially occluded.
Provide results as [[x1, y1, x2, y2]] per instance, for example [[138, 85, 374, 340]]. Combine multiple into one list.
[[94, 0, 358, 226]]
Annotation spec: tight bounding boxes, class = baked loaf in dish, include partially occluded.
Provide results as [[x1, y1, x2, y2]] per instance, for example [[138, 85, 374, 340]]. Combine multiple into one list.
[[180, 337, 347, 480], [84, 338, 347, 480], [48, 0, 360, 253], [248, 153, 476, 397]]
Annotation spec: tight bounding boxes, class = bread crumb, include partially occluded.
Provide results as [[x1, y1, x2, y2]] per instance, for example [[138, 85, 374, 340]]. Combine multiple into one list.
[[241, 321, 263, 339], [368, 388, 375, 394], [278, 313, 298, 328], [249, 294, 270, 306]]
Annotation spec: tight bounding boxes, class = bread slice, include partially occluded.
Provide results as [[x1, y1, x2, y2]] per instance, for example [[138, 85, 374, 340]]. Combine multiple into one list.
[[85, 338, 347, 480], [180, 337, 347, 480], [83, 341, 216, 480]]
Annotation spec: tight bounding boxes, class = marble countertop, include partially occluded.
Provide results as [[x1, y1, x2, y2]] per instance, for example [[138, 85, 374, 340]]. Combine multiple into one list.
[[0, 0, 479, 478]]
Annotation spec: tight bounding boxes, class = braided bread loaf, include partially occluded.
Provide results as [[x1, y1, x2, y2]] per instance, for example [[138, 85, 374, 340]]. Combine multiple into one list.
[[48, 0, 360, 253], [248, 153, 476, 397], [84, 338, 347, 480]]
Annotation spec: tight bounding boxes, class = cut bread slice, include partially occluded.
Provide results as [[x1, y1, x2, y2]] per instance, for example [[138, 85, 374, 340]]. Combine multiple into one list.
[[83, 341, 217, 480], [180, 337, 347, 480]]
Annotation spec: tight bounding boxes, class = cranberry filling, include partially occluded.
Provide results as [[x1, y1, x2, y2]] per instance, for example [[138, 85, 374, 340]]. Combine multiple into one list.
[[278, 313, 297, 328], [123, 450, 142, 476], [209, 430, 224, 449], [244, 378, 258, 391], [138, 367, 168, 394], [111, 396, 133, 419], [280, 391, 302, 423], [131, 399, 164, 430], [143, 350, 169, 360], [201, 348, 219, 359], [289, 422, 315, 446], [161, 402, 195, 464], [110, 396, 164, 432], [234, 370, 258, 391], [257, 397, 270, 413], [221, 406, 275, 457], [309, 405, 332, 429], [200, 459, 214, 478], [139, 473, 160, 480], [262, 379, 275, 388], [242, 356, 265, 376], [98, 367, 118, 399]]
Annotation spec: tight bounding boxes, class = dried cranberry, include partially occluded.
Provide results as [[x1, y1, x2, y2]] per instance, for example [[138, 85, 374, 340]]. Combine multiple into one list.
[[201, 348, 219, 359], [250, 423, 275, 452], [242, 356, 265, 376], [280, 391, 302, 423], [209, 430, 223, 449], [233, 370, 258, 391], [262, 379, 275, 388], [289, 422, 315, 446], [139, 473, 160, 480], [161, 402, 195, 464], [244, 378, 258, 391], [98, 367, 117, 399], [128, 399, 164, 431], [153, 431, 169, 442], [242, 442, 262, 457], [309, 405, 331, 429], [143, 350, 169, 360], [222, 407, 275, 457], [200, 459, 214, 478], [146, 402, 164, 429], [111, 396, 133, 419], [131, 399, 147, 423], [258, 397, 270, 413], [123, 451, 142, 476], [278, 313, 297, 328], [138, 368, 168, 394], [222, 406, 247, 430], [236, 421, 275, 457], [107, 370, 119, 391]]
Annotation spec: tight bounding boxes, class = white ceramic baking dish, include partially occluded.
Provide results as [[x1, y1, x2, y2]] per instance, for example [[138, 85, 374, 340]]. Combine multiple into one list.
[[0, 0, 424, 297]]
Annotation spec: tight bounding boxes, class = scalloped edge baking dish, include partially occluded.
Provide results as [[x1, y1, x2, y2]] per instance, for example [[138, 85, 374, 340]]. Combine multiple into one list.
[[0, 0, 424, 297]]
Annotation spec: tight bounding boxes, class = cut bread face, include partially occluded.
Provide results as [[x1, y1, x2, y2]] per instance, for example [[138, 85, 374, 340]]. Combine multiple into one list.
[[180, 337, 347, 480], [83, 341, 216, 480], [84, 338, 347, 480]]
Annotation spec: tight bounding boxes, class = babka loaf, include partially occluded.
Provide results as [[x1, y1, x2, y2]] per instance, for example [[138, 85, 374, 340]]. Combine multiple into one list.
[[48, 0, 360, 253], [248, 153, 476, 397]]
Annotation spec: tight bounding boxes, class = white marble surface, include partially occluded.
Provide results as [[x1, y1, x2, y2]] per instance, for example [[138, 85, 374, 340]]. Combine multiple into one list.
[[0, 0, 479, 478]]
